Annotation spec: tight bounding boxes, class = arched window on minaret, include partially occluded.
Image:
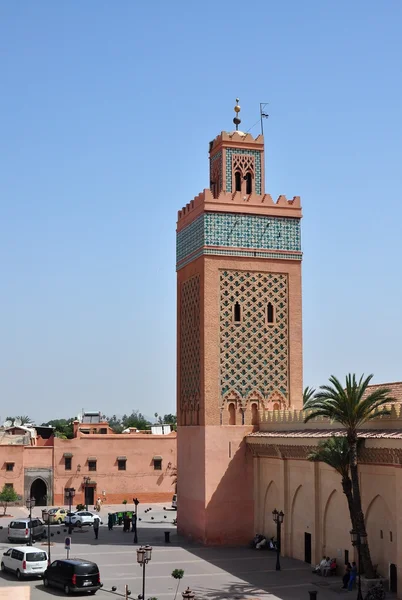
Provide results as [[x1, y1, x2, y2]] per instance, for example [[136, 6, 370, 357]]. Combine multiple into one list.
[[267, 302, 275, 325], [251, 403, 259, 426], [235, 171, 241, 192], [245, 172, 252, 194], [234, 301, 241, 323], [228, 403, 236, 425]]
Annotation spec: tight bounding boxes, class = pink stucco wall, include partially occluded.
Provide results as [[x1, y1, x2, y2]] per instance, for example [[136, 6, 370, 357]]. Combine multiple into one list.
[[178, 426, 254, 545], [53, 433, 177, 505]]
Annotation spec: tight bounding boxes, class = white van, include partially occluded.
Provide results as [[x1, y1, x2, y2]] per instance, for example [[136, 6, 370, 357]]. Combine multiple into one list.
[[1, 546, 48, 579]]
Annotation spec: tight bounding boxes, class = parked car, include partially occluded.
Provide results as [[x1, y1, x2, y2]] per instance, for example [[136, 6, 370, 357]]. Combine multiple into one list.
[[1, 546, 48, 579], [46, 507, 68, 524], [8, 518, 46, 543], [64, 511, 102, 527], [172, 494, 177, 510], [43, 558, 101, 595]]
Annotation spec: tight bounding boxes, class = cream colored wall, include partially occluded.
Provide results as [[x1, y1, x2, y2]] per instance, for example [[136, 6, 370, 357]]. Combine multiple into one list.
[[254, 456, 399, 589]]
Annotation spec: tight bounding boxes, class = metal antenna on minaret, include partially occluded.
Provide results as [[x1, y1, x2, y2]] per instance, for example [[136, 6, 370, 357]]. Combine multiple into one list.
[[260, 102, 269, 135], [233, 98, 241, 131]]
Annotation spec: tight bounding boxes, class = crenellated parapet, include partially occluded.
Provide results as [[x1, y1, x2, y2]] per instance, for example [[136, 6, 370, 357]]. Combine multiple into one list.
[[177, 189, 301, 231], [258, 403, 402, 432]]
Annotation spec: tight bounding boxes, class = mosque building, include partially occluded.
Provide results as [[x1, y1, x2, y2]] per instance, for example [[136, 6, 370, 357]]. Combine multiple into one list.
[[176, 101, 402, 596]]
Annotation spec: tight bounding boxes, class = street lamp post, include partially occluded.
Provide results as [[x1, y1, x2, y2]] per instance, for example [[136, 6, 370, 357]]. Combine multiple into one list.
[[26, 497, 36, 546], [350, 529, 367, 600], [137, 545, 152, 600], [66, 488, 76, 534], [42, 509, 51, 563], [272, 509, 284, 571], [83, 477, 91, 510]]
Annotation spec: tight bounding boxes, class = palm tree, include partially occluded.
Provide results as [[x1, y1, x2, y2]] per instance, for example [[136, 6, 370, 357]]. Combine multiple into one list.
[[303, 386, 316, 406], [304, 374, 394, 579], [308, 437, 356, 530]]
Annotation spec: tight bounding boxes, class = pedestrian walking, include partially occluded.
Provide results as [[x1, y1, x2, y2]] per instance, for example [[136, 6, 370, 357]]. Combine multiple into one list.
[[108, 513, 114, 531], [93, 517, 100, 540], [348, 562, 357, 591], [123, 513, 130, 532], [342, 562, 351, 589]]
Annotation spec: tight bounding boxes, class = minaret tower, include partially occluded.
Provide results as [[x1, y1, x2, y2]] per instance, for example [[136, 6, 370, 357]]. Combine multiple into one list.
[[176, 101, 303, 543]]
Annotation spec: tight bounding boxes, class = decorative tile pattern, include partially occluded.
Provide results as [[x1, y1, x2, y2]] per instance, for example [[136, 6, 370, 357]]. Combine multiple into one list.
[[176, 214, 205, 265], [219, 270, 288, 403], [180, 275, 200, 425], [226, 148, 262, 194], [176, 213, 301, 269], [204, 213, 300, 251]]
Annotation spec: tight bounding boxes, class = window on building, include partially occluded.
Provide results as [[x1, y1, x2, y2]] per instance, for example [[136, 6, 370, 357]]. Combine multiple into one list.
[[6, 463, 14, 472], [88, 460, 97, 472], [235, 170, 241, 192], [64, 457, 72, 471], [234, 302, 241, 323], [251, 403, 259, 426], [5, 483, 13, 490], [245, 172, 252, 194], [100, 428, 107, 434], [118, 459, 127, 471], [229, 403, 236, 425], [267, 302, 274, 324], [153, 458, 162, 471]]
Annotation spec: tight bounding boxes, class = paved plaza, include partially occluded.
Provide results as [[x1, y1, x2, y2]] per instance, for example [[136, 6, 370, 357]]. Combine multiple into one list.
[[0, 504, 385, 600]]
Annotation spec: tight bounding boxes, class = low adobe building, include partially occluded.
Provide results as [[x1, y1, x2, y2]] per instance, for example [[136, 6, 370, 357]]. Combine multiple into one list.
[[0, 414, 176, 506]]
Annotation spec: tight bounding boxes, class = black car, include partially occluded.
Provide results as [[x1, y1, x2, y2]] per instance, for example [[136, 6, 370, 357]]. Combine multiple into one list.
[[43, 558, 101, 595]]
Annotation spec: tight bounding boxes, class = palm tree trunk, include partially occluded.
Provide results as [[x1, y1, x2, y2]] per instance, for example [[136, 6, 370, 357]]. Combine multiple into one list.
[[341, 476, 356, 530], [349, 437, 375, 579]]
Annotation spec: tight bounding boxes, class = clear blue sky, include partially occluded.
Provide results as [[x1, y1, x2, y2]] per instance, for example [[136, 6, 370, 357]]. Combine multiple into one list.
[[1, 1, 401, 423]]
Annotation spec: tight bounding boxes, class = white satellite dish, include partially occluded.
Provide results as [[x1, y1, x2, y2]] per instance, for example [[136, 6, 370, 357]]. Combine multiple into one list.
[[14, 418, 22, 427], [3, 420, 12, 428]]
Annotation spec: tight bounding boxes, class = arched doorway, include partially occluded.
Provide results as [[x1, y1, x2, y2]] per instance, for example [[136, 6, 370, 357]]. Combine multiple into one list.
[[30, 478, 47, 506]]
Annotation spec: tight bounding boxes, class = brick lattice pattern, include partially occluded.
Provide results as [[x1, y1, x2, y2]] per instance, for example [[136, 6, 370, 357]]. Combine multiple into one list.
[[180, 275, 201, 424], [219, 270, 288, 404]]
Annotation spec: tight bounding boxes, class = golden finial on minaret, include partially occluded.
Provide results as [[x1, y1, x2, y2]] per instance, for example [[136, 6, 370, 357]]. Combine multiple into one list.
[[233, 98, 241, 131]]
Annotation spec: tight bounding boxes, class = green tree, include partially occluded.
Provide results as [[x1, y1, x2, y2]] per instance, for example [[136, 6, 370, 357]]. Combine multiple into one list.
[[163, 414, 177, 430], [171, 569, 184, 600], [304, 374, 394, 578], [0, 485, 19, 515], [105, 415, 123, 433], [302, 386, 315, 406], [41, 418, 74, 439], [122, 410, 151, 431], [308, 437, 356, 530]]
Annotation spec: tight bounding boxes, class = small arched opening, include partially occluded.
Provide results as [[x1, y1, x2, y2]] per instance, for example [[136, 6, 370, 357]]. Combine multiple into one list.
[[267, 302, 275, 324], [30, 478, 47, 506], [234, 171, 242, 192], [251, 403, 259, 425], [234, 302, 241, 323], [228, 403, 236, 425], [245, 172, 252, 194]]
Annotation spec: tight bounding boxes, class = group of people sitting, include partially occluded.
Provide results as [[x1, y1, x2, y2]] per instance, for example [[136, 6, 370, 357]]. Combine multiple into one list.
[[251, 534, 278, 550], [312, 556, 337, 577]]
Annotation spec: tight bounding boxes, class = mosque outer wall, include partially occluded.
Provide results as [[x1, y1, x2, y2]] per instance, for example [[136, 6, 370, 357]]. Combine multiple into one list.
[[248, 435, 402, 597]]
